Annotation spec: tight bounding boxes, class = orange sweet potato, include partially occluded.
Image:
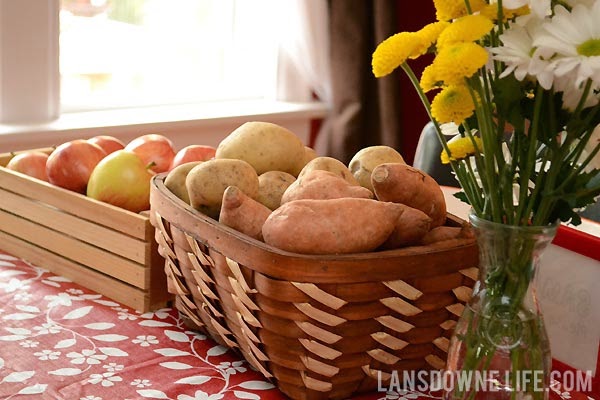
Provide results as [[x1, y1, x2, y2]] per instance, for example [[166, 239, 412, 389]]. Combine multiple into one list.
[[219, 186, 271, 241], [281, 169, 373, 204], [372, 163, 447, 228], [262, 198, 404, 254], [381, 205, 432, 249], [421, 224, 474, 245]]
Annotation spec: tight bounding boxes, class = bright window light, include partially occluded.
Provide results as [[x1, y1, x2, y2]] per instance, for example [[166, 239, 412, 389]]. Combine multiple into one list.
[[59, 0, 279, 112]]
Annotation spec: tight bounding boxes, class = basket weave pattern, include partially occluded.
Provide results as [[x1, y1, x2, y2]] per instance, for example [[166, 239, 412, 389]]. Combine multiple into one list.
[[150, 175, 479, 400]]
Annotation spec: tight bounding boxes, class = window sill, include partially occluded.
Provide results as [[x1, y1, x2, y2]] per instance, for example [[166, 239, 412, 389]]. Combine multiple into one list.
[[0, 99, 330, 153]]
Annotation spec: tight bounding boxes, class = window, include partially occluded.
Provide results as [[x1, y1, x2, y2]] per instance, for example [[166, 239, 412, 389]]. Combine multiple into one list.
[[60, 0, 279, 112], [0, 0, 328, 152]]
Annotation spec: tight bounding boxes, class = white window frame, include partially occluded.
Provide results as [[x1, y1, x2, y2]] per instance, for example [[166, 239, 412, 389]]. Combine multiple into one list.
[[0, 0, 328, 153]]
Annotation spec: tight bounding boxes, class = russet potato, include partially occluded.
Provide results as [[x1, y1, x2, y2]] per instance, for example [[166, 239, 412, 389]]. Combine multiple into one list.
[[164, 161, 203, 204], [257, 171, 296, 210], [348, 145, 405, 192], [185, 158, 259, 219], [215, 121, 306, 175], [290, 145, 318, 176]]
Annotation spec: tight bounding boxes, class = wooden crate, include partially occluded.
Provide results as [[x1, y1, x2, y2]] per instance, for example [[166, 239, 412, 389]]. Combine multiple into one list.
[[0, 148, 172, 312]]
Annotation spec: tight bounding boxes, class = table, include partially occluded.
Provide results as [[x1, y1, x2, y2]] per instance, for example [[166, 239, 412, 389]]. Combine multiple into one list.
[[0, 249, 595, 400]]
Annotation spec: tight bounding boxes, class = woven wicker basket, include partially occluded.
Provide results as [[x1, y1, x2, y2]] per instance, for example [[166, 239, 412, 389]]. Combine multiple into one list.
[[149, 174, 479, 400]]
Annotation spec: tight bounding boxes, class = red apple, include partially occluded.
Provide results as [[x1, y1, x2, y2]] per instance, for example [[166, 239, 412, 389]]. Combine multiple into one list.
[[88, 135, 125, 155], [124, 134, 176, 173], [6, 151, 49, 181], [46, 140, 107, 194], [169, 144, 216, 170], [87, 150, 154, 213]]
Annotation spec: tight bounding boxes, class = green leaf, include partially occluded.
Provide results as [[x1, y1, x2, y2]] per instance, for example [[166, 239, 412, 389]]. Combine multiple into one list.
[[492, 75, 525, 133], [453, 191, 470, 205], [549, 199, 580, 225]]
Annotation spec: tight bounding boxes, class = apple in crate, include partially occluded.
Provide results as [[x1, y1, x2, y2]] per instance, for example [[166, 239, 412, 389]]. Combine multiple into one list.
[[125, 134, 176, 173], [88, 135, 125, 155], [46, 140, 107, 193], [87, 150, 154, 213], [6, 151, 49, 181], [169, 144, 216, 170]]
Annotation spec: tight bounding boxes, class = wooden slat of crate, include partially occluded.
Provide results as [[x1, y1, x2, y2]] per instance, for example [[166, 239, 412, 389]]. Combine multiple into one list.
[[0, 208, 148, 288], [0, 230, 150, 311], [0, 187, 148, 264], [0, 163, 150, 241]]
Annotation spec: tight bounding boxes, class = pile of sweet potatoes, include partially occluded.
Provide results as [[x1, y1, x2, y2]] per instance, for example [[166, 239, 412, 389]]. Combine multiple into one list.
[[164, 121, 472, 255]]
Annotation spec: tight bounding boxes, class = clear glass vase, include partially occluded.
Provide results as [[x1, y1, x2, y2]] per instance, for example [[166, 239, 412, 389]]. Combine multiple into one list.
[[443, 212, 558, 400]]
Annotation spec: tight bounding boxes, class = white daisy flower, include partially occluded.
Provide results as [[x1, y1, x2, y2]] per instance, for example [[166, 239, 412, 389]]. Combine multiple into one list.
[[534, 3, 600, 87], [491, 16, 554, 88], [529, 0, 552, 18], [553, 75, 600, 111], [491, 0, 551, 18]]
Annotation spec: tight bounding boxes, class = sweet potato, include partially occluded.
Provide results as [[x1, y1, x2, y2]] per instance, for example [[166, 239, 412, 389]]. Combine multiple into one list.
[[219, 186, 271, 241], [421, 224, 474, 245], [372, 163, 447, 228], [262, 198, 404, 254], [381, 205, 432, 249], [298, 156, 360, 186], [281, 169, 373, 204]]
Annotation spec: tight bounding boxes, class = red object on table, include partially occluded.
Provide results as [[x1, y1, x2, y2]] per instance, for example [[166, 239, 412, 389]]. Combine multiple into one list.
[[0, 250, 594, 400]]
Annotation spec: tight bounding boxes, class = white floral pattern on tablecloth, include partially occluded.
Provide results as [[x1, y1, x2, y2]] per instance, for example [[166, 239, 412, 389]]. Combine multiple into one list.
[[0, 251, 590, 400], [0, 252, 277, 400]]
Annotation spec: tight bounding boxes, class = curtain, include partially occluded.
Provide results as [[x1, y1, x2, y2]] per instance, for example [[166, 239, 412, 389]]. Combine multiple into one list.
[[275, 0, 432, 165], [274, 0, 331, 104], [314, 0, 403, 164]]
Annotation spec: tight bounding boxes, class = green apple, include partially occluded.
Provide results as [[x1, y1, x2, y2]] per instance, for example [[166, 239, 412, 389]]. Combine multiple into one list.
[[87, 150, 154, 213]]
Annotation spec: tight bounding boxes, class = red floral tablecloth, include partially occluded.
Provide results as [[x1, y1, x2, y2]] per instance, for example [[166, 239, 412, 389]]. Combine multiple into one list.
[[0, 250, 594, 400]]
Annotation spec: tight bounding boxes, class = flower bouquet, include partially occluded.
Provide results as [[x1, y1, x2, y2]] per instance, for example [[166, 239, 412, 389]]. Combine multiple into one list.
[[372, 1, 600, 399]]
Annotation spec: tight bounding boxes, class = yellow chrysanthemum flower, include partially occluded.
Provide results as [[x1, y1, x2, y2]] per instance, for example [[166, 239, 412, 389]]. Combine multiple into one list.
[[410, 21, 450, 58], [437, 15, 494, 48], [432, 42, 488, 84], [431, 84, 475, 125], [433, 0, 487, 22], [372, 32, 420, 77], [420, 65, 443, 92], [480, 4, 530, 21], [440, 136, 483, 164]]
